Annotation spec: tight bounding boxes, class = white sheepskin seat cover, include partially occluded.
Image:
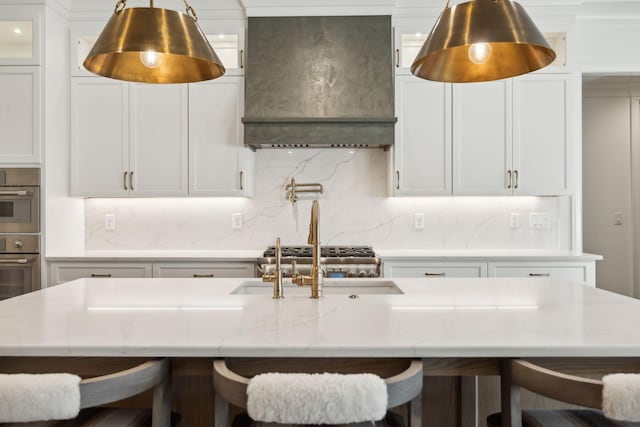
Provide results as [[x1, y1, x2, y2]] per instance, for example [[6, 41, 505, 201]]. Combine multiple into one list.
[[602, 373, 640, 422], [247, 372, 388, 424], [0, 373, 81, 423]]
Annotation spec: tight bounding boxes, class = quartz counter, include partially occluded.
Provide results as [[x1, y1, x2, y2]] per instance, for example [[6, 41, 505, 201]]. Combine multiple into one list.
[[0, 277, 637, 358]]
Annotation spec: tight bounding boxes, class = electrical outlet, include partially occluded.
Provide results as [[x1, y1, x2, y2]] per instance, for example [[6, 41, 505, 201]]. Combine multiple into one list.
[[529, 212, 551, 229], [614, 212, 624, 226], [231, 213, 243, 230], [509, 213, 520, 228], [414, 213, 425, 230], [104, 213, 116, 231]]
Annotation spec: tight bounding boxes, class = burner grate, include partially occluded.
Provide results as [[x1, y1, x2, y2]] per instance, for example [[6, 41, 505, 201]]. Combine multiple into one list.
[[263, 246, 376, 258]]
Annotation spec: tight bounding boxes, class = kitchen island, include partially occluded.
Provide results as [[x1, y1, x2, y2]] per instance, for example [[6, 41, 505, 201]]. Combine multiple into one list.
[[1, 277, 639, 426]]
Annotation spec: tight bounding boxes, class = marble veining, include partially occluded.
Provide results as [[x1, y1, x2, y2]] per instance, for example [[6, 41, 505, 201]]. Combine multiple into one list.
[[1, 277, 640, 357], [84, 149, 571, 251]]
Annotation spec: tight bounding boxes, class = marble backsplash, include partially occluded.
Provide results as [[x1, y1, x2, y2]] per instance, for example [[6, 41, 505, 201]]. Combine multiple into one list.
[[84, 149, 571, 250]]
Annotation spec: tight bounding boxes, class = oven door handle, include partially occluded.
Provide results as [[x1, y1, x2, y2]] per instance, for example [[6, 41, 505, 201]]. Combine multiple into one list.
[[0, 258, 30, 264], [0, 191, 32, 197]]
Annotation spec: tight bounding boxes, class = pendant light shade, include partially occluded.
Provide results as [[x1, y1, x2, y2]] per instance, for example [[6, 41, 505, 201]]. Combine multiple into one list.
[[411, 0, 555, 83], [84, 3, 225, 84]]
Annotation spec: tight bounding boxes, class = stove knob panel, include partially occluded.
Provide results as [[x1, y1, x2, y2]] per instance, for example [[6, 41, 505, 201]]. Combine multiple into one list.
[[347, 269, 358, 278], [368, 271, 377, 278], [358, 271, 367, 278]]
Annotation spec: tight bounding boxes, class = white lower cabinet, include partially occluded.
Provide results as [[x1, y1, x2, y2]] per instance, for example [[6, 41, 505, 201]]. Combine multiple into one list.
[[48, 261, 257, 286], [383, 259, 596, 286], [383, 262, 486, 278], [48, 262, 152, 286], [488, 261, 595, 286], [152, 262, 256, 278]]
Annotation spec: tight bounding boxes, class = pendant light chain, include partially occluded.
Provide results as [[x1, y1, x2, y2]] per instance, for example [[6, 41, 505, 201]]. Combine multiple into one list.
[[183, 0, 198, 21], [114, 0, 126, 14]]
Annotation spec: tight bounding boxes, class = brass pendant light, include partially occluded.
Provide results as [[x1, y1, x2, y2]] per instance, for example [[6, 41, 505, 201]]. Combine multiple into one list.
[[411, 0, 555, 83], [84, 0, 225, 84]]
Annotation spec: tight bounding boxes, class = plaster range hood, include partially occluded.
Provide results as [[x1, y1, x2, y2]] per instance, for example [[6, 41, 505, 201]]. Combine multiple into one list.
[[242, 16, 396, 149]]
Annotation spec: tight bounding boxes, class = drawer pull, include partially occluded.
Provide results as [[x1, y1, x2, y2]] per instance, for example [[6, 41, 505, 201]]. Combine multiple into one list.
[[529, 273, 550, 277], [193, 274, 215, 278], [425, 272, 446, 277], [90, 273, 112, 278]]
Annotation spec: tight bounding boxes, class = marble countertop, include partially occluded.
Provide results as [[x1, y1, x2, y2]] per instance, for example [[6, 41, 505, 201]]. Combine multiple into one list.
[[0, 277, 637, 358], [375, 250, 603, 261], [46, 249, 602, 262]]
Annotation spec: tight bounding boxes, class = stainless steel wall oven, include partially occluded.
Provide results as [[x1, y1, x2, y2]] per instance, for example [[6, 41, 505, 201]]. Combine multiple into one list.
[[0, 168, 40, 300], [0, 168, 40, 233], [0, 235, 40, 300]]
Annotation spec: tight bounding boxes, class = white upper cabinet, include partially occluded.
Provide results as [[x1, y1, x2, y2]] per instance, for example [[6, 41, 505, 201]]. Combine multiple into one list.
[[453, 80, 512, 195], [0, 5, 41, 66], [71, 78, 188, 197], [512, 74, 572, 195], [189, 76, 252, 197], [71, 78, 129, 197], [129, 84, 189, 197], [393, 75, 451, 195], [396, 73, 574, 196], [0, 66, 41, 164]]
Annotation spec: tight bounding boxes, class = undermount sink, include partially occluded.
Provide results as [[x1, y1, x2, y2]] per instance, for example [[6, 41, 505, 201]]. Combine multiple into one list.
[[231, 280, 404, 295]]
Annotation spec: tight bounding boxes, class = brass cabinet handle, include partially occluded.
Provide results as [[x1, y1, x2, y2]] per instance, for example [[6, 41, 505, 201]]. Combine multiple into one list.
[[425, 272, 446, 277], [240, 171, 244, 191], [193, 274, 215, 278], [514, 170, 519, 189], [529, 273, 551, 277], [396, 49, 400, 67], [129, 171, 134, 191], [396, 171, 400, 190], [124, 171, 128, 190], [507, 170, 512, 189], [90, 273, 112, 278], [240, 49, 244, 69]]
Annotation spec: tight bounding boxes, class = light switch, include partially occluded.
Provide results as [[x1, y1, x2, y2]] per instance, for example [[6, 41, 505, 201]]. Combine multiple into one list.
[[414, 213, 425, 230]]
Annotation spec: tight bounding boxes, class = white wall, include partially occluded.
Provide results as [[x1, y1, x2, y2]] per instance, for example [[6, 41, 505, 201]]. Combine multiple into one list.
[[583, 83, 635, 296], [84, 149, 571, 251], [44, 3, 85, 257]]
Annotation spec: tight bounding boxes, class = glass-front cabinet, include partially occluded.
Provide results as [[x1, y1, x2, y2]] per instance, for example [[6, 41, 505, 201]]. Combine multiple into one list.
[[0, 5, 41, 65]]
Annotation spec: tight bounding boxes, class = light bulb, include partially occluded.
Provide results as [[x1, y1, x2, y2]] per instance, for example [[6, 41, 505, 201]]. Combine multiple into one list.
[[468, 42, 491, 65], [13, 28, 22, 35], [139, 50, 162, 69]]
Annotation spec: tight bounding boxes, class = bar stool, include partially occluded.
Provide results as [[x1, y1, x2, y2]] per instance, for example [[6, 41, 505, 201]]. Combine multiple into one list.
[[213, 358, 422, 427], [487, 359, 640, 427], [0, 359, 179, 427]]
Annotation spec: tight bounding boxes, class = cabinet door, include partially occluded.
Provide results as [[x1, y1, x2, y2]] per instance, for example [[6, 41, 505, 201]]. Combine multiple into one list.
[[394, 76, 451, 195], [488, 261, 595, 286], [48, 262, 152, 286], [152, 262, 256, 278], [513, 74, 572, 195], [189, 77, 248, 196], [130, 84, 188, 197], [453, 80, 512, 195], [0, 67, 40, 163], [383, 262, 487, 278], [71, 77, 129, 196]]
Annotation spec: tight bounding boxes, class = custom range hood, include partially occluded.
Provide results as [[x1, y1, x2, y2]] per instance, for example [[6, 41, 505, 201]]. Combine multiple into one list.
[[243, 16, 396, 149]]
